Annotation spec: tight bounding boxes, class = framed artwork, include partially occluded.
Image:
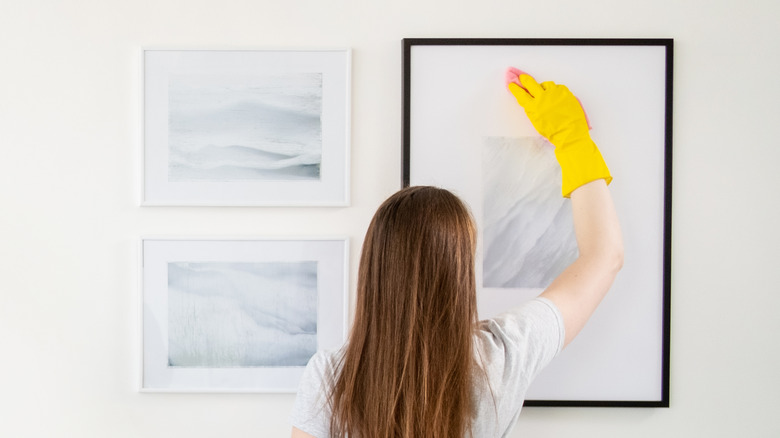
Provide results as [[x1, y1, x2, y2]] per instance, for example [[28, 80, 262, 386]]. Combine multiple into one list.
[[403, 38, 672, 407], [142, 49, 351, 206], [140, 237, 348, 392]]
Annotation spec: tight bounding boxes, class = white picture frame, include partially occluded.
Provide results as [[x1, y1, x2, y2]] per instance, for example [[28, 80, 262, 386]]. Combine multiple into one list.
[[403, 38, 672, 407], [140, 237, 348, 392], [141, 49, 351, 206]]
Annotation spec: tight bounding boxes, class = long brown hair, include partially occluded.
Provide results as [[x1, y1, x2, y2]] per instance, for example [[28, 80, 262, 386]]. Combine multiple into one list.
[[330, 186, 479, 437]]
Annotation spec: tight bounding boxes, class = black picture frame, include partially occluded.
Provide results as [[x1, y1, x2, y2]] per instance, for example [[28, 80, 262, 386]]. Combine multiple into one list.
[[402, 38, 672, 408]]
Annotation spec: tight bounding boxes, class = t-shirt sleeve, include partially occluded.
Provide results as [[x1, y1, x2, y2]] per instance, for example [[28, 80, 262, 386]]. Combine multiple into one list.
[[477, 297, 565, 389], [289, 351, 334, 438]]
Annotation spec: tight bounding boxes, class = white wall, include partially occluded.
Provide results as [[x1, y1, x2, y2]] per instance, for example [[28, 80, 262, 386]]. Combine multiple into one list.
[[0, 0, 778, 436]]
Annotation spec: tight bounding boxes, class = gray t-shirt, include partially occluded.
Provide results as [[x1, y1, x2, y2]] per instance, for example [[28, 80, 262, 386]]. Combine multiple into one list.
[[290, 297, 565, 437]]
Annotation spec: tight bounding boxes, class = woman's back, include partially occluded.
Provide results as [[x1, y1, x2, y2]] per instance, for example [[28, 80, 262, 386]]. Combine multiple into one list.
[[292, 297, 564, 437], [328, 187, 481, 437]]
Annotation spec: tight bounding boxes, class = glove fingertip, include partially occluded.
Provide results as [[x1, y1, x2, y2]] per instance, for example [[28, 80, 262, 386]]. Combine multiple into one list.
[[519, 74, 543, 96], [508, 83, 532, 106]]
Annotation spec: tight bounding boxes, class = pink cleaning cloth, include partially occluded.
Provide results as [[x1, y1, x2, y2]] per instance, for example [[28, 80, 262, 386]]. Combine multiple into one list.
[[505, 67, 529, 92], [505, 66, 592, 130]]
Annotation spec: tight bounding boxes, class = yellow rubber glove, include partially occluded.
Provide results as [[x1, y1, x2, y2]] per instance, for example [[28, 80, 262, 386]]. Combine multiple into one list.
[[508, 74, 612, 198]]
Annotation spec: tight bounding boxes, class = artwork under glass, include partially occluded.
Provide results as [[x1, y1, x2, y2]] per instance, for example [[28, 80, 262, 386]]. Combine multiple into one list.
[[166, 261, 318, 368]]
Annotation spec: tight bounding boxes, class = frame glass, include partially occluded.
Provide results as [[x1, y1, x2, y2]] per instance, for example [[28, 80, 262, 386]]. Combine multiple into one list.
[[140, 237, 348, 392], [403, 38, 672, 407], [142, 49, 351, 206]]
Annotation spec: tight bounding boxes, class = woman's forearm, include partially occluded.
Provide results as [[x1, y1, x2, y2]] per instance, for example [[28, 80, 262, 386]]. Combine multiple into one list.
[[540, 179, 623, 347]]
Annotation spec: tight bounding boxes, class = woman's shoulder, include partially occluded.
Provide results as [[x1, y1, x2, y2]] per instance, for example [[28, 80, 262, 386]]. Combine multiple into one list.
[[303, 348, 345, 380], [291, 348, 345, 436], [473, 297, 564, 383], [476, 297, 564, 346]]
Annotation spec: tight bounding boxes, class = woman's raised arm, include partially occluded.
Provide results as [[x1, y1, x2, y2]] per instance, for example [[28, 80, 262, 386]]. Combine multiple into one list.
[[508, 72, 623, 347]]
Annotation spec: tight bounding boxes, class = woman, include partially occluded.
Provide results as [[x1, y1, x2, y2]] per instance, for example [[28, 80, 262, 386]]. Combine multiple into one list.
[[290, 74, 623, 437]]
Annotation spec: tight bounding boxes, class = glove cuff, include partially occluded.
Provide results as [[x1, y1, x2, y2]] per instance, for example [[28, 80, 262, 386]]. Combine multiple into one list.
[[553, 138, 613, 198]]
